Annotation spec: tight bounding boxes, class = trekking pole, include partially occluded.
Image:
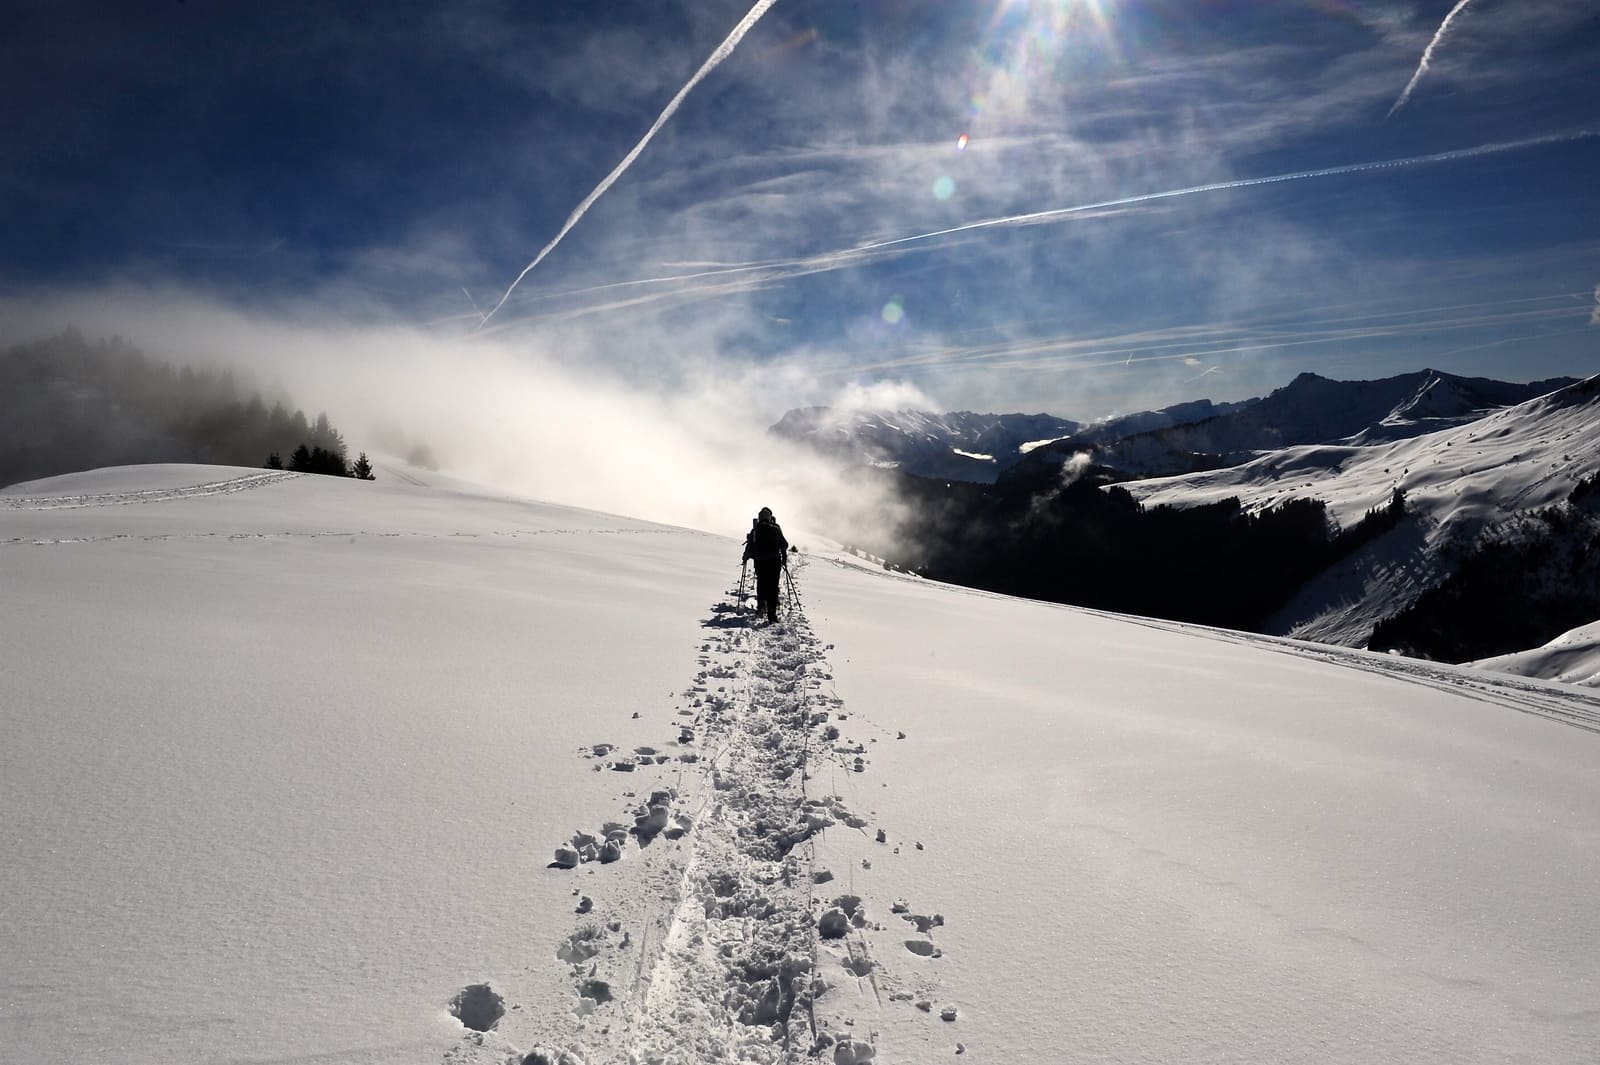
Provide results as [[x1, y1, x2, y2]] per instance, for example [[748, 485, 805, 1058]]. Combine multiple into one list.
[[736, 559, 749, 604], [782, 554, 802, 612]]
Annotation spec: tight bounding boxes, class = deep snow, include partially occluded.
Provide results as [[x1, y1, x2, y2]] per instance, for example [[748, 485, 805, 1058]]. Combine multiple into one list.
[[3, 464, 1599, 1064]]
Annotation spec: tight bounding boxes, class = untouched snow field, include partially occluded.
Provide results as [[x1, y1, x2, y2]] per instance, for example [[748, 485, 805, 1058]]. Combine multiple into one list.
[[4, 464, 1599, 1064]]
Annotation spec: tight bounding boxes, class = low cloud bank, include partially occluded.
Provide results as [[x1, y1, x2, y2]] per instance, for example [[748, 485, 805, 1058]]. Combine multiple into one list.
[[0, 285, 911, 548]]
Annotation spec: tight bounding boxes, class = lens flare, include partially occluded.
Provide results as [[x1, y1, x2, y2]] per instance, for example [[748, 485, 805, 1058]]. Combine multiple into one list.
[[932, 175, 957, 200], [881, 297, 906, 325], [956, 133, 970, 151]]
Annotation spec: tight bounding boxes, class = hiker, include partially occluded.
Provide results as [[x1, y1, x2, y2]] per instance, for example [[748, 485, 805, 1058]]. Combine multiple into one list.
[[742, 507, 789, 623]]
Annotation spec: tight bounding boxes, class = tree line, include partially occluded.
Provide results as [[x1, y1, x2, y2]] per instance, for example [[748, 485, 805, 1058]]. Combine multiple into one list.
[[1370, 474, 1599, 662]]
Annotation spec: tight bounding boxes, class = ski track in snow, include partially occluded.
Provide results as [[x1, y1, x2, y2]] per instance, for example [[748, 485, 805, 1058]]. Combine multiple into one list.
[[1104, 611, 1600, 735], [450, 565, 950, 1064], [0, 470, 300, 509], [4, 526, 691, 547]]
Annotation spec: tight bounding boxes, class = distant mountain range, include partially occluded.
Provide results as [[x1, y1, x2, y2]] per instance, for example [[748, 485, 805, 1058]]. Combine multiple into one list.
[[772, 369, 1578, 485], [799, 370, 1598, 675], [1127, 373, 1600, 650]]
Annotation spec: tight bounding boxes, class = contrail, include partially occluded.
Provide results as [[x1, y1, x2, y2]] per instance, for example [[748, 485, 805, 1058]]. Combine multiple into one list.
[[848, 131, 1598, 259], [476, 0, 783, 328], [516, 128, 1595, 318], [1388, 0, 1477, 119]]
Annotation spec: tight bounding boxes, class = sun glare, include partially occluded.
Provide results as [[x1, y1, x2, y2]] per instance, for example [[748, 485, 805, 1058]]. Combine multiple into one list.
[[998, 0, 1115, 29], [971, 0, 1122, 131]]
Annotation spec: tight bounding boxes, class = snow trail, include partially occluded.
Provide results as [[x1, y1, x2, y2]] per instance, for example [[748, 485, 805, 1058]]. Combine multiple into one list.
[[508, 564, 950, 1064], [624, 617, 824, 1062]]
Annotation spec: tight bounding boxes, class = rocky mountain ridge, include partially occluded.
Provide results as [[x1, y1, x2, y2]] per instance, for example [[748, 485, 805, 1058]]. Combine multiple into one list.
[[775, 369, 1578, 486]]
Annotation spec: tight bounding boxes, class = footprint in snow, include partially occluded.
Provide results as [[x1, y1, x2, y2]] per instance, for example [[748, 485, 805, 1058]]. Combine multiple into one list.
[[843, 954, 875, 977], [520, 1049, 586, 1065], [556, 928, 601, 964], [448, 983, 504, 1032]]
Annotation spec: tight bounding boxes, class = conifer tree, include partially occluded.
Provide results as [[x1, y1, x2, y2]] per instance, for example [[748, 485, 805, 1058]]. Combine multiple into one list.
[[306, 446, 348, 476]]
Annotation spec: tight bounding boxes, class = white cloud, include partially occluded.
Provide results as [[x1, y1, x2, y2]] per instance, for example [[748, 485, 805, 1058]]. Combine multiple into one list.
[[830, 379, 939, 413], [1027, 450, 1094, 519], [0, 283, 910, 550], [1057, 451, 1094, 488]]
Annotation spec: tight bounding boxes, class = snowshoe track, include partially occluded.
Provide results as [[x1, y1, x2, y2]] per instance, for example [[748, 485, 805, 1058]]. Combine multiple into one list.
[[616, 609, 837, 1064], [441, 561, 955, 1065], [485, 564, 949, 1065]]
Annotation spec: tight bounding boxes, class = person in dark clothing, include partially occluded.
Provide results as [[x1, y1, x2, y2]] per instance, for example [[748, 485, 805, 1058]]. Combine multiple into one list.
[[742, 506, 789, 623]]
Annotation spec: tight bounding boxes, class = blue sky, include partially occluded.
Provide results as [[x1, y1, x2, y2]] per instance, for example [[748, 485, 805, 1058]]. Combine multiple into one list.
[[3, 0, 1597, 421]]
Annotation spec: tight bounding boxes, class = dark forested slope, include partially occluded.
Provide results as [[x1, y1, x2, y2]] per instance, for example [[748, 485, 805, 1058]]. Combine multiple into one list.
[[1, 330, 360, 486]]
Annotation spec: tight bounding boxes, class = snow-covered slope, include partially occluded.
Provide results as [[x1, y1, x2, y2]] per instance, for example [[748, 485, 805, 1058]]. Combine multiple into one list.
[[4, 464, 1600, 1064], [1123, 375, 1600, 645], [1471, 620, 1600, 688]]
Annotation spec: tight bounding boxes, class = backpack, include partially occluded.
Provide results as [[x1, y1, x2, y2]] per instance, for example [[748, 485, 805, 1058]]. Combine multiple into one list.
[[750, 519, 782, 559]]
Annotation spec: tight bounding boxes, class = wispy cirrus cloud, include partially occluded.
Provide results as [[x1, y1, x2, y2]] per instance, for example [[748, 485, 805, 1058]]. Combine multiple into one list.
[[5, 0, 1598, 445], [482, 129, 1595, 333]]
